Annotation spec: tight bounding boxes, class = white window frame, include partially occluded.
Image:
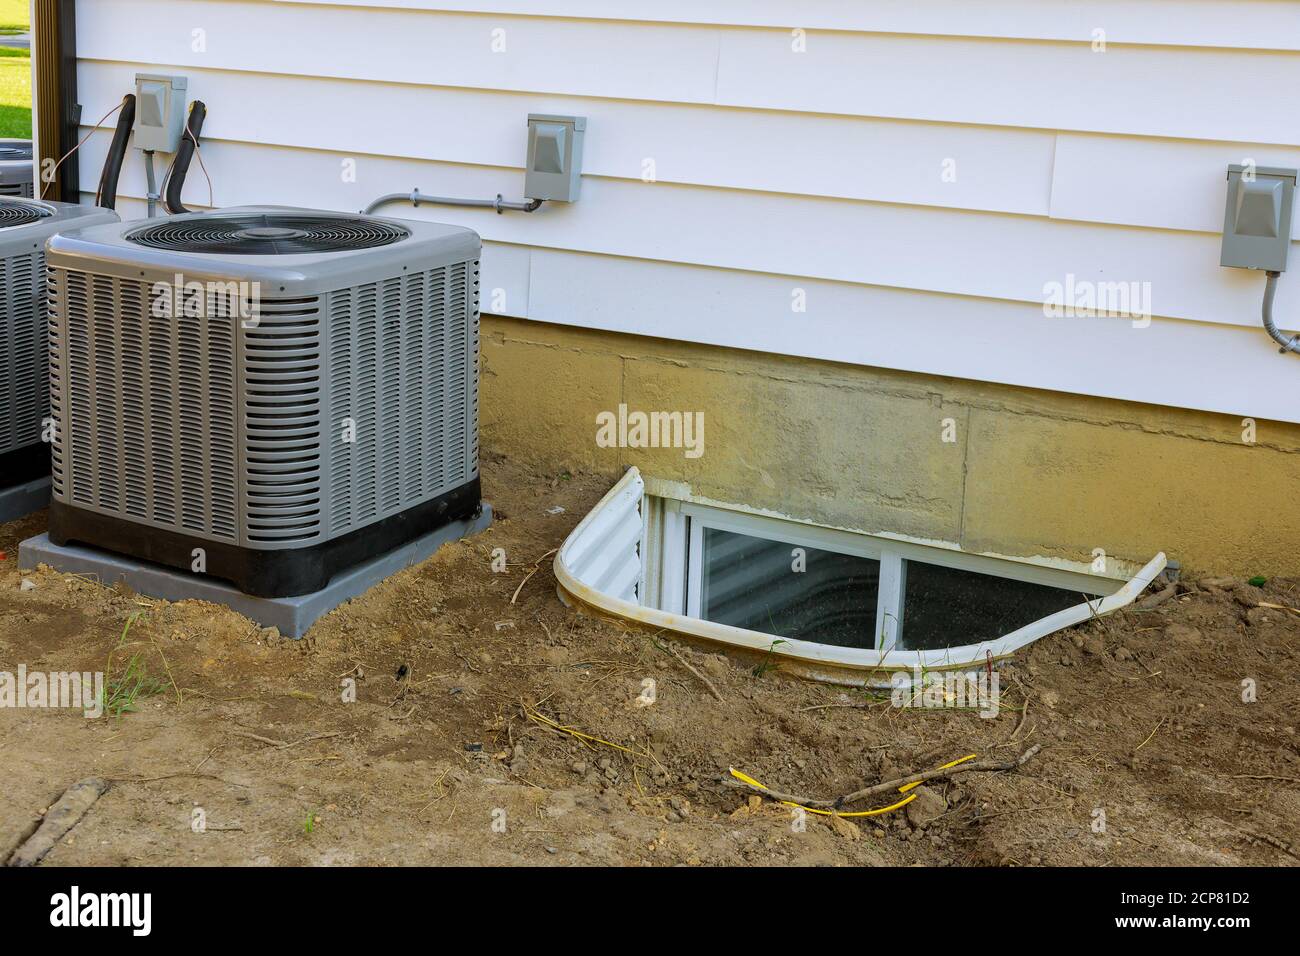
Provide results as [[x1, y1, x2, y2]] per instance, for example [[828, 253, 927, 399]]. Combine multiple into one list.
[[663, 498, 1119, 653], [553, 467, 1166, 687]]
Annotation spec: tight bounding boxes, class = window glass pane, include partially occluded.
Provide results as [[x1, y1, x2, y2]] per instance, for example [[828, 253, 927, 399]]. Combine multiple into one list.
[[700, 527, 880, 648], [900, 561, 1095, 651]]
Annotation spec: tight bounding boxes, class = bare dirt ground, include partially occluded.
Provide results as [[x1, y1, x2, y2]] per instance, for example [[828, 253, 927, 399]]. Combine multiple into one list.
[[0, 454, 1297, 867]]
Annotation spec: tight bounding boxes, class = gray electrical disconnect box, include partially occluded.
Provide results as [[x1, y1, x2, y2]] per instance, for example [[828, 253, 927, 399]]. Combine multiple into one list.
[[134, 73, 189, 152], [1221, 164, 1297, 273], [525, 114, 585, 202]]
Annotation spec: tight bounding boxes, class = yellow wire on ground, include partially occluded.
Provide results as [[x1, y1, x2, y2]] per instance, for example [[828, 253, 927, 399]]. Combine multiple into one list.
[[523, 702, 655, 763], [730, 753, 978, 818]]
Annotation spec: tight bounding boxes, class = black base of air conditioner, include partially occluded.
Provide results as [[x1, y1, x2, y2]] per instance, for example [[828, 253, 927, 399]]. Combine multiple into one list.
[[0, 442, 50, 492], [47, 477, 482, 598]]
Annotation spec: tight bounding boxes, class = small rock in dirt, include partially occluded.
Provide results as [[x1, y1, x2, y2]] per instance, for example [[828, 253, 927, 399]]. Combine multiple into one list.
[[1114, 646, 1134, 662], [508, 744, 529, 775], [1199, 576, 1238, 591], [1245, 607, 1274, 627], [1233, 586, 1266, 609], [1164, 623, 1201, 644], [700, 655, 729, 679], [543, 791, 577, 819], [905, 785, 946, 829], [19, 578, 35, 592], [570, 761, 588, 775], [1136, 583, 1176, 609], [1082, 634, 1105, 656], [827, 814, 862, 841], [1040, 689, 1060, 709], [259, 626, 280, 643]]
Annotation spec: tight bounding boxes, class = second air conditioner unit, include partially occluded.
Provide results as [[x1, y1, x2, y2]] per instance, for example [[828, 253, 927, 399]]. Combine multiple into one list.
[[1, 197, 120, 496], [0, 140, 35, 198], [45, 206, 482, 597]]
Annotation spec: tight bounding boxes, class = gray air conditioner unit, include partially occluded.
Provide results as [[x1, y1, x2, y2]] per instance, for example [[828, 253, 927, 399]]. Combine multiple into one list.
[[44, 206, 482, 598], [1, 197, 120, 495], [0, 140, 35, 198]]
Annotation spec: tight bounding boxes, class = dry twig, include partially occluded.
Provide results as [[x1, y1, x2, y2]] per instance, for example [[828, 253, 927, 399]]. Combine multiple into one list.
[[727, 744, 1042, 810], [662, 642, 724, 703], [511, 549, 558, 604]]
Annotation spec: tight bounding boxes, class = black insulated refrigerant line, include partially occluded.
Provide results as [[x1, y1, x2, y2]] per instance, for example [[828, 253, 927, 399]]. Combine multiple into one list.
[[164, 100, 206, 214], [94, 93, 135, 210]]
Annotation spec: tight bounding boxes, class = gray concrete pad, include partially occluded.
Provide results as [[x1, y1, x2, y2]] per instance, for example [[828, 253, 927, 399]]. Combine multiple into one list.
[[0, 477, 49, 524], [18, 504, 493, 638]]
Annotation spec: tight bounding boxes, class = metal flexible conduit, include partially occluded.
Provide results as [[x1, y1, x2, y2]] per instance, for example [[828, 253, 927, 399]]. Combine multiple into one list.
[[1263, 271, 1300, 355], [364, 189, 544, 216]]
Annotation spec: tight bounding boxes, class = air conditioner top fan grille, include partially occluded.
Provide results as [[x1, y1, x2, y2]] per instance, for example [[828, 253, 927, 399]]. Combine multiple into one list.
[[0, 142, 33, 161], [0, 198, 51, 228], [126, 213, 411, 255]]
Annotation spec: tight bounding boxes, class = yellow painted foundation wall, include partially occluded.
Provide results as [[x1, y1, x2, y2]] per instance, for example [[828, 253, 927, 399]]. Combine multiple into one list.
[[481, 316, 1300, 578]]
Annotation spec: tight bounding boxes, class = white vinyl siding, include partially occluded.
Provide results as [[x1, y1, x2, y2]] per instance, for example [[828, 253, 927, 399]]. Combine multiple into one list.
[[71, 0, 1300, 423]]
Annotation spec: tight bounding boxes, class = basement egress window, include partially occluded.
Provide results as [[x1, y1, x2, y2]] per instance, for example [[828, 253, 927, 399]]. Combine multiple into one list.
[[555, 468, 1165, 686], [695, 527, 880, 648], [677, 500, 1095, 653]]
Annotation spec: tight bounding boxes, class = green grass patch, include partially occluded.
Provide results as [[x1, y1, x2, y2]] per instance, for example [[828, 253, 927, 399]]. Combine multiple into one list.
[[0, 0, 29, 35], [100, 614, 172, 718], [0, 46, 30, 138]]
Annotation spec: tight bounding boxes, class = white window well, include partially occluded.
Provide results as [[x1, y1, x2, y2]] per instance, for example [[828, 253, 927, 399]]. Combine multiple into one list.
[[554, 467, 1166, 687]]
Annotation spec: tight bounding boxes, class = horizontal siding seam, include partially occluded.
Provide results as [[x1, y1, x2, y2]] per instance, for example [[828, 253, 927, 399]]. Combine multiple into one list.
[[75, 190, 1272, 326], [260, 0, 1300, 52], [84, 127, 1291, 241], [76, 54, 1300, 146]]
